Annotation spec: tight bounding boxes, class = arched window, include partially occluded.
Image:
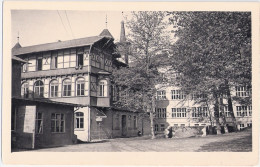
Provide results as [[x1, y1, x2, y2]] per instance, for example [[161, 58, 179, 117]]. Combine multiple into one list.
[[21, 82, 29, 98], [63, 79, 71, 97], [98, 80, 107, 97], [50, 80, 59, 97], [34, 80, 44, 98], [75, 112, 84, 129], [76, 78, 85, 96]]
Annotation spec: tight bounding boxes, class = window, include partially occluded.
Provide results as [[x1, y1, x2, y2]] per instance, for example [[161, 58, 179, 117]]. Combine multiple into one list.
[[235, 86, 251, 97], [157, 90, 166, 100], [194, 124, 199, 127], [77, 54, 84, 66], [22, 63, 27, 72], [34, 80, 44, 98], [76, 78, 85, 96], [247, 123, 252, 127], [181, 124, 185, 127], [63, 79, 71, 97], [155, 124, 158, 132], [156, 108, 167, 118], [133, 116, 137, 129], [192, 94, 207, 100], [51, 52, 58, 69], [35, 112, 43, 134], [248, 106, 252, 116], [75, 112, 84, 129], [171, 90, 185, 100], [236, 106, 248, 117], [240, 124, 245, 129], [21, 82, 29, 98], [172, 108, 186, 118], [192, 107, 208, 117], [160, 124, 165, 131], [51, 113, 65, 133], [174, 124, 178, 127], [50, 80, 59, 97], [98, 80, 107, 97], [224, 106, 231, 117], [36, 58, 43, 71]]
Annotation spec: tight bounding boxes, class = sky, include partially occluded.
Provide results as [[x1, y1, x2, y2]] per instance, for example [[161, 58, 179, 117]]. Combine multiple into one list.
[[11, 10, 131, 47]]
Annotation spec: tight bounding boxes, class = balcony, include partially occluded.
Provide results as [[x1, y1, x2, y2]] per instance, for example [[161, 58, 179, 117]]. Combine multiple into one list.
[[21, 66, 89, 79]]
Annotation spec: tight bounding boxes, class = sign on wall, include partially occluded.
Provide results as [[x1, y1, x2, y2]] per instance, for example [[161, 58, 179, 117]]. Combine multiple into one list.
[[23, 105, 36, 133]]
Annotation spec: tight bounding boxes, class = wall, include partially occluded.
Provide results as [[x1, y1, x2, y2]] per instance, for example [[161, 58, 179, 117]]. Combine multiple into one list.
[[12, 60, 22, 98], [12, 101, 75, 149]]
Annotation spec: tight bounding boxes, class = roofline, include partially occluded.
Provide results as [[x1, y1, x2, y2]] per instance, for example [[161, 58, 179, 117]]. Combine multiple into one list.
[[12, 97, 86, 107]]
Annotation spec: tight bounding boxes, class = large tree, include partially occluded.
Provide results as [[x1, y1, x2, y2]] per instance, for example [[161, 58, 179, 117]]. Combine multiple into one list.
[[111, 11, 172, 139], [167, 12, 251, 134]]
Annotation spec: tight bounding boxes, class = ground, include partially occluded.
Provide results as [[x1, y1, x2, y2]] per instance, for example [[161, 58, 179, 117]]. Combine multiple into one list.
[[15, 129, 252, 152]]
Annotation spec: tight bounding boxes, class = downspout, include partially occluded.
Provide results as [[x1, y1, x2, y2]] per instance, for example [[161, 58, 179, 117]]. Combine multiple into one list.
[[88, 45, 93, 141]]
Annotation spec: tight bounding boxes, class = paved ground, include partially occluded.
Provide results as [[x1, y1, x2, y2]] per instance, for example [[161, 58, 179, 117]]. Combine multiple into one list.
[[16, 130, 252, 152]]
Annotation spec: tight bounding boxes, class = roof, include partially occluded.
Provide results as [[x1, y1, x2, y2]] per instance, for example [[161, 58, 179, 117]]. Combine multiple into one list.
[[12, 55, 27, 63], [99, 29, 114, 39], [12, 97, 86, 107], [12, 36, 105, 56]]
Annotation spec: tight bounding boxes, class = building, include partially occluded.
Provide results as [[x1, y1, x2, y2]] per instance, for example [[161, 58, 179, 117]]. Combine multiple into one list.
[[12, 22, 143, 142], [154, 83, 252, 134], [11, 55, 82, 149]]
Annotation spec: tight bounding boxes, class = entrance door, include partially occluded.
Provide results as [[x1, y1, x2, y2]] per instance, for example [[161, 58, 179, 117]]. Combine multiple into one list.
[[121, 115, 127, 137]]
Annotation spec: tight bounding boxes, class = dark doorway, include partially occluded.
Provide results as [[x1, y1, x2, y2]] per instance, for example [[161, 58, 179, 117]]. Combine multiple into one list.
[[121, 115, 127, 137]]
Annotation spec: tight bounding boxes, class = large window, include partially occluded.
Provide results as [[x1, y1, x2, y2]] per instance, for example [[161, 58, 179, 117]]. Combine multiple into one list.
[[236, 106, 249, 117], [51, 113, 65, 133], [235, 86, 251, 97], [75, 112, 84, 129], [160, 124, 165, 131], [157, 90, 166, 100], [192, 107, 208, 117], [98, 80, 107, 97], [21, 82, 29, 98], [76, 78, 85, 96], [156, 108, 167, 118], [224, 106, 231, 117], [172, 108, 186, 118], [51, 52, 58, 69], [35, 112, 43, 134], [171, 90, 185, 100], [50, 80, 59, 97], [34, 80, 44, 98], [63, 79, 71, 97]]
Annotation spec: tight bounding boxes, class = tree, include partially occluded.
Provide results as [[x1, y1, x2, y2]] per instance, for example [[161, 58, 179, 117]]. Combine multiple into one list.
[[111, 11, 172, 139], [167, 12, 251, 134]]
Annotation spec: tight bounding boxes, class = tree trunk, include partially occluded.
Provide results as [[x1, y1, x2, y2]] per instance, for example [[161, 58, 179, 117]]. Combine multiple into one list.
[[225, 80, 237, 132], [213, 92, 222, 135], [150, 96, 156, 139], [219, 94, 229, 133]]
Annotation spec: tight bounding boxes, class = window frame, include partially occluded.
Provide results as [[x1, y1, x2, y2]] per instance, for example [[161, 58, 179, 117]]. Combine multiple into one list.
[[171, 90, 185, 100], [34, 80, 44, 98], [50, 80, 59, 98], [157, 90, 166, 100], [172, 108, 187, 118], [76, 78, 85, 96], [75, 112, 84, 129], [62, 79, 72, 97], [35, 112, 43, 134], [21, 82, 29, 98], [51, 113, 65, 133]]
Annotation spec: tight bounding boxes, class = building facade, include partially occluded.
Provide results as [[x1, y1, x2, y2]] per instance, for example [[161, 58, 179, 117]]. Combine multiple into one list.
[[12, 24, 143, 142], [154, 85, 252, 134]]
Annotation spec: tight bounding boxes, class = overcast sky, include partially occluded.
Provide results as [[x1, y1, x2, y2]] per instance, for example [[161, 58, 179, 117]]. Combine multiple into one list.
[[12, 10, 131, 47]]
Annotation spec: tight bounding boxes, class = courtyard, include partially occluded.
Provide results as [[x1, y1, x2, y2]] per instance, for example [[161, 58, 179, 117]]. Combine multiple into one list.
[[15, 129, 252, 152]]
